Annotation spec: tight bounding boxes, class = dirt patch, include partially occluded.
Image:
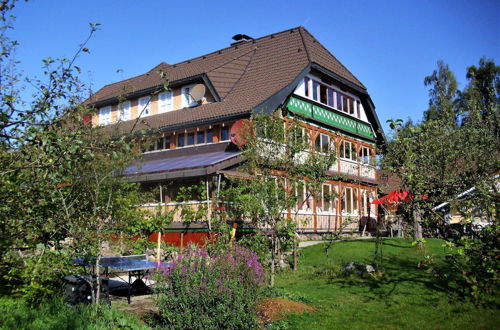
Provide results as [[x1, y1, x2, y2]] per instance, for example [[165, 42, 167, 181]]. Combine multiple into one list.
[[256, 297, 317, 323], [113, 295, 158, 317]]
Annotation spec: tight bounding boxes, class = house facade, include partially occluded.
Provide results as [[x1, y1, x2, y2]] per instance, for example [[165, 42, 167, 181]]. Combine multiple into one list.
[[86, 27, 384, 237]]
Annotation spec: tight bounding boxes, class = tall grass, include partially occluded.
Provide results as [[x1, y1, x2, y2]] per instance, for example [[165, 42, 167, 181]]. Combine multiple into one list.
[[0, 296, 148, 330]]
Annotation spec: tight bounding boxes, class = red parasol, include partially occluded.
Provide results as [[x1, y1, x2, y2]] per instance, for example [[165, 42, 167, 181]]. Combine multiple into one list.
[[371, 190, 427, 205]]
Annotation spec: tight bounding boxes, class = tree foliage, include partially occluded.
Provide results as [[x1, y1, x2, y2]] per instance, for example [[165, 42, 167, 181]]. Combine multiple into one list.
[[382, 58, 499, 233], [382, 58, 499, 302], [222, 112, 336, 285], [0, 1, 146, 303]]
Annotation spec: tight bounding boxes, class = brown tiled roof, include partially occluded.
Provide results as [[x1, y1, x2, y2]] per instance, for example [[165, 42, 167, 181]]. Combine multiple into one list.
[[89, 27, 368, 135]]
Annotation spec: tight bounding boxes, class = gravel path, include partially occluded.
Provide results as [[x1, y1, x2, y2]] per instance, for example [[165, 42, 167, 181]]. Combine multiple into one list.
[[298, 241, 326, 248]]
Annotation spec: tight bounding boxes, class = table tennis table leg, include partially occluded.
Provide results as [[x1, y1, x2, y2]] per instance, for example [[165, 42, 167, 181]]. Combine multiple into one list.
[[127, 272, 132, 304]]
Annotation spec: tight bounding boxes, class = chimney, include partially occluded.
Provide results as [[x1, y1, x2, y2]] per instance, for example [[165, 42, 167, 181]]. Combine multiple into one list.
[[231, 34, 254, 46]]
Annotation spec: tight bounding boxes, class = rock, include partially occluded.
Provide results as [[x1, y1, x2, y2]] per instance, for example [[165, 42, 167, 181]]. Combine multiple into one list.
[[344, 262, 357, 274], [365, 264, 375, 273], [343, 262, 376, 276]]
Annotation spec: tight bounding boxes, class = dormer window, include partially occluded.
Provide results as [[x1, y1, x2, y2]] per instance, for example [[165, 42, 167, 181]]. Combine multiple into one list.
[[99, 106, 111, 125], [158, 91, 173, 113], [138, 96, 151, 117], [182, 87, 194, 108], [118, 101, 131, 121]]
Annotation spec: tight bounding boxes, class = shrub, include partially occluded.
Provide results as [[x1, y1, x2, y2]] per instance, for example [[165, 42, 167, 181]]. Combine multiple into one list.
[[442, 223, 499, 305], [154, 244, 265, 329], [3, 246, 73, 305]]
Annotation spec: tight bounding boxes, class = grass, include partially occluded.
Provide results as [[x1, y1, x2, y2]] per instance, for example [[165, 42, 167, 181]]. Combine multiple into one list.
[[273, 238, 499, 330], [0, 296, 148, 330]]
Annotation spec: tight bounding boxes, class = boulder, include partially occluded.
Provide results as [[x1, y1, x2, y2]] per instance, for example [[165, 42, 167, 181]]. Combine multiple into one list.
[[344, 262, 376, 276]]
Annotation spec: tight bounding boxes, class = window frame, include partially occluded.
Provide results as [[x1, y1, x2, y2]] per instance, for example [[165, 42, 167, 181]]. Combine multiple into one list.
[[360, 189, 372, 216], [158, 91, 173, 113], [182, 85, 196, 108], [138, 96, 151, 117], [341, 186, 358, 215], [359, 146, 371, 165], [99, 106, 112, 125], [320, 184, 337, 214], [117, 101, 131, 121], [295, 181, 312, 212], [315, 133, 332, 154], [300, 76, 363, 119], [340, 140, 357, 162]]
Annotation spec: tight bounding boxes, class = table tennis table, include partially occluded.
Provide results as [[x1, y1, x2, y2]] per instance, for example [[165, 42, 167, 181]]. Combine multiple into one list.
[[75, 254, 169, 304]]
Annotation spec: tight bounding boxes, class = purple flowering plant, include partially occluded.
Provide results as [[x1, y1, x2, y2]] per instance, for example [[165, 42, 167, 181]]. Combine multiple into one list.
[[153, 244, 265, 329]]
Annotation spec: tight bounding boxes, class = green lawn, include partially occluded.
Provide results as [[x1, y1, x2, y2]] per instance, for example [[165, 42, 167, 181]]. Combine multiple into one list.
[[273, 238, 499, 330]]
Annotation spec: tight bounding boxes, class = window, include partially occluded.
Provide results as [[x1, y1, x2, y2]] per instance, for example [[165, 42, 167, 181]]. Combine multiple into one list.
[[156, 137, 164, 150], [360, 190, 372, 216], [340, 140, 357, 161], [138, 96, 151, 117], [327, 89, 334, 107], [312, 81, 319, 101], [359, 146, 371, 164], [118, 101, 131, 121], [295, 181, 311, 211], [99, 106, 111, 125], [164, 136, 171, 149], [187, 132, 195, 146], [321, 134, 330, 153], [158, 91, 173, 113], [220, 126, 230, 141], [182, 87, 193, 108], [196, 131, 205, 144], [302, 77, 361, 118], [206, 129, 213, 143], [321, 184, 336, 213], [335, 92, 342, 111], [342, 186, 358, 214], [177, 133, 185, 147], [320, 84, 327, 104], [315, 133, 331, 153]]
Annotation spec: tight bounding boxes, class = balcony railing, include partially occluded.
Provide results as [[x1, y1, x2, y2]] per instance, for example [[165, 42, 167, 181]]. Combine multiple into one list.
[[337, 159, 376, 180], [139, 201, 212, 222]]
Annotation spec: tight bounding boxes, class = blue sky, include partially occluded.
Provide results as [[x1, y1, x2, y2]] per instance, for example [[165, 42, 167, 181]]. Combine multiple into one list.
[[9, 0, 500, 132]]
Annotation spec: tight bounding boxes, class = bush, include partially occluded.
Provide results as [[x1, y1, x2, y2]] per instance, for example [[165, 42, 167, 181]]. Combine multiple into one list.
[[3, 246, 73, 305], [442, 223, 499, 305], [154, 244, 265, 329]]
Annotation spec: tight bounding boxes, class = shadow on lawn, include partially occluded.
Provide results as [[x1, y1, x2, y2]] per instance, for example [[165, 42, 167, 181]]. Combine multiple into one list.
[[325, 245, 452, 307]]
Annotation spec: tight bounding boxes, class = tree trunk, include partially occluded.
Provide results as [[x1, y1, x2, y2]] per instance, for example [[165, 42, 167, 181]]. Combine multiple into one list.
[[413, 208, 423, 240], [95, 252, 101, 307], [270, 234, 276, 287], [293, 235, 298, 272]]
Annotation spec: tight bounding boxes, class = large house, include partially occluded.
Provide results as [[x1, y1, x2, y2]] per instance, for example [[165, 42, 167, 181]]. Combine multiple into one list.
[[85, 27, 384, 240]]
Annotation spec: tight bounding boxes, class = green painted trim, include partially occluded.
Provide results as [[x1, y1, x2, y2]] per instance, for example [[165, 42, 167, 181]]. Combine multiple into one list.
[[288, 114, 376, 145], [287, 97, 375, 139]]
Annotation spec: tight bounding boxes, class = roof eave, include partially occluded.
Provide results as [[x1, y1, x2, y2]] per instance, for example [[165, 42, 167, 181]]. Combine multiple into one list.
[[88, 73, 221, 108]]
